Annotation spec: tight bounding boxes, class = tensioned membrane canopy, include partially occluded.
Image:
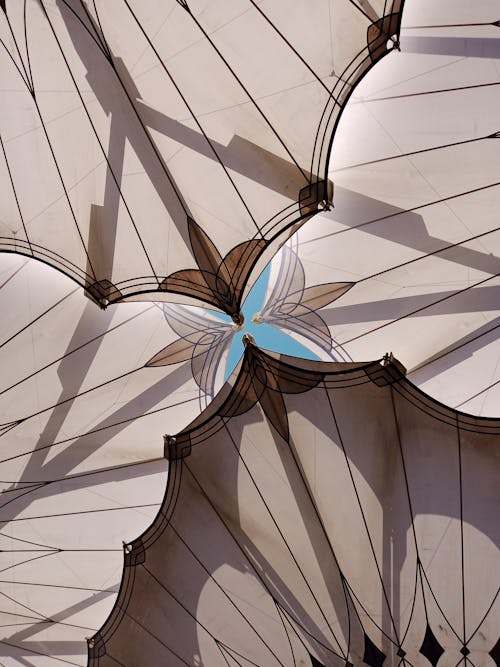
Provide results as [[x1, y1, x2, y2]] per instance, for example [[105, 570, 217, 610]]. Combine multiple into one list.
[[0, 0, 499, 665], [258, 0, 500, 415], [88, 346, 500, 666], [0, 0, 402, 314]]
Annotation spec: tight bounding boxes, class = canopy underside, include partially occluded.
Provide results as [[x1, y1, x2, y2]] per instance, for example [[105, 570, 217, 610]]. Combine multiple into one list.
[[89, 347, 500, 667], [0, 0, 402, 315], [0, 1, 498, 665]]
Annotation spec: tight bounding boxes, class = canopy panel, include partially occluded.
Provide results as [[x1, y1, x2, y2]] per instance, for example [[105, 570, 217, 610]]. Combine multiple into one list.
[[88, 346, 500, 666], [0, 253, 205, 664], [0, 0, 403, 314], [258, 1, 500, 414]]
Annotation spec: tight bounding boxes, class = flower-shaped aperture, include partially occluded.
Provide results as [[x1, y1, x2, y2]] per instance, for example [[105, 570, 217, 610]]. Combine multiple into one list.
[[219, 262, 328, 378], [255, 239, 354, 360], [147, 253, 342, 400]]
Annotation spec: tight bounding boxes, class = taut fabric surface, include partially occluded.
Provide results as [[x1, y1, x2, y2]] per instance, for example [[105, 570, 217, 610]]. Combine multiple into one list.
[[89, 348, 500, 666]]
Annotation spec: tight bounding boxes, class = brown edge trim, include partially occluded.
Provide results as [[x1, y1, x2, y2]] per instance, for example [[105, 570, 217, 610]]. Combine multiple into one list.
[[320, 0, 406, 196], [87, 451, 183, 663]]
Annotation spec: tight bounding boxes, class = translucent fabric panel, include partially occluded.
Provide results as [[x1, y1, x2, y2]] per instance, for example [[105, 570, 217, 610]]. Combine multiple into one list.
[[89, 348, 500, 666], [0, 0, 403, 314]]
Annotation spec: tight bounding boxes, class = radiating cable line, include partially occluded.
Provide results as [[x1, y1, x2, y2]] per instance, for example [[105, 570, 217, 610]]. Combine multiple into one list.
[[0, 503, 159, 524], [360, 80, 500, 103], [340, 271, 500, 345], [347, 0, 377, 24], [222, 422, 346, 658], [172, 0, 308, 182], [389, 386, 427, 650], [170, 519, 295, 665], [418, 563, 463, 642], [0, 304, 154, 398], [121, 0, 262, 237], [323, 381, 401, 645], [303, 200, 500, 256], [0, 258, 29, 289], [408, 320, 500, 376], [0, 580, 118, 593], [0, 367, 141, 434], [0, 33, 31, 91], [454, 377, 500, 409], [0, 133, 33, 256], [403, 21, 500, 30], [248, 0, 331, 96], [466, 589, 499, 644], [16, 7, 98, 281], [121, 605, 191, 667], [0, 288, 78, 350], [0, 456, 163, 488], [456, 418, 467, 651], [0, 394, 198, 466], [334, 131, 499, 171], [142, 563, 236, 664], [0, 551, 56, 576], [0, 591, 97, 635], [183, 459, 343, 662], [0, 638, 82, 665]]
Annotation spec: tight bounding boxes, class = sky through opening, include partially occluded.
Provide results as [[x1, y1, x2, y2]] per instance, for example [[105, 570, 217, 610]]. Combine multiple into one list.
[[211, 264, 320, 381]]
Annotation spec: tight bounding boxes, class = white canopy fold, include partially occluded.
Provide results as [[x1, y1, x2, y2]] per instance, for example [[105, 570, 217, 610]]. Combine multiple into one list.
[[0, 1, 498, 665], [0, 253, 203, 664]]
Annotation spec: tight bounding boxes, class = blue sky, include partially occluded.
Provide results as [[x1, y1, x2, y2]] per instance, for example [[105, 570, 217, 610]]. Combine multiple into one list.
[[211, 264, 319, 380]]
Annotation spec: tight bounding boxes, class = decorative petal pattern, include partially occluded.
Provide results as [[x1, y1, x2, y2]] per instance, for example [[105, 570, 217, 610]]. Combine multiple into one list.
[[147, 337, 197, 367], [147, 303, 236, 401], [258, 242, 353, 358], [161, 218, 267, 315], [212, 339, 325, 441]]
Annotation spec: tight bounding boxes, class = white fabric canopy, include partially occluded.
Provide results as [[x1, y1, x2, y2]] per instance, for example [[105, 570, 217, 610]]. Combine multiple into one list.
[[88, 346, 500, 666], [0, 0, 402, 314], [0, 253, 203, 664], [259, 0, 500, 415], [0, 1, 498, 665]]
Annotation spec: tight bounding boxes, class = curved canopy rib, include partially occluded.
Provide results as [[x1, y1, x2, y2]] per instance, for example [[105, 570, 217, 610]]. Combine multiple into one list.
[[0, 0, 403, 314], [88, 345, 500, 666]]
